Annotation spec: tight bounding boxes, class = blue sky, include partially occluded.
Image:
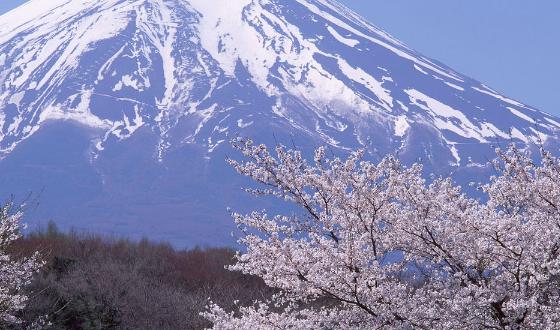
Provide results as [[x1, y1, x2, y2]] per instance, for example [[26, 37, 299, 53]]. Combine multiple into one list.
[[1, 0, 559, 115], [0, 0, 26, 14]]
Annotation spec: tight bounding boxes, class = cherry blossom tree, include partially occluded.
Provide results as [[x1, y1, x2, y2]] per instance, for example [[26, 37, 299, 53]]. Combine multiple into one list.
[[0, 203, 43, 326], [204, 139, 560, 329]]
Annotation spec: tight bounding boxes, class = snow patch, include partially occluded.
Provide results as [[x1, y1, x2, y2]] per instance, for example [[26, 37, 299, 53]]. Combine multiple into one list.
[[396, 100, 409, 112], [507, 107, 535, 124], [449, 144, 461, 166], [337, 58, 393, 110], [237, 119, 254, 128], [473, 86, 528, 109], [394, 115, 409, 137], [510, 127, 528, 143], [479, 122, 509, 139], [444, 82, 464, 91], [414, 64, 428, 75], [406, 89, 486, 142], [326, 25, 359, 47], [113, 74, 150, 92], [9, 91, 25, 106], [544, 117, 560, 128], [39, 90, 111, 129]]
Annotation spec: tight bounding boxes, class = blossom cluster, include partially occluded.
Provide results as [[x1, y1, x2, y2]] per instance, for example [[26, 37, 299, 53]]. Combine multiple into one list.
[[204, 139, 560, 329], [0, 204, 43, 326]]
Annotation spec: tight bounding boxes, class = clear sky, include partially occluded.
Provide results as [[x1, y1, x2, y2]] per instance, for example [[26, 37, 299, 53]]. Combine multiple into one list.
[[1, 0, 559, 115], [0, 0, 26, 14]]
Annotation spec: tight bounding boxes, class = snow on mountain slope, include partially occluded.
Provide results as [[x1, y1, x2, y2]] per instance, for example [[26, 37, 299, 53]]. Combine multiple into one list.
[[0, 0, 558, 245]]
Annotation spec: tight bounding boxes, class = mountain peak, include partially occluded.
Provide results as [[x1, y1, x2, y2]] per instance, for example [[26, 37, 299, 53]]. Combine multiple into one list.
[[0, 0, 558, 245]]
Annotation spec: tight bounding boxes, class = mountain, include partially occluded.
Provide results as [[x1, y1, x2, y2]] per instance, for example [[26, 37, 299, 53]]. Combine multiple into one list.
[[0, 0, 558, 246]]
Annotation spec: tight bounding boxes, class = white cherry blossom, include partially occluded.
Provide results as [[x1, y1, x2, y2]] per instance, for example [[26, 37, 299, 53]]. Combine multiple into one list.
[[0, 203, 43, 326], [204, 139, 560, 329]]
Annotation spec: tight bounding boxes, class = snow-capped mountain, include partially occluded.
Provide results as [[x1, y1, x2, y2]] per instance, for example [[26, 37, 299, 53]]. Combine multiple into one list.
[[0, 0, 558, 246]]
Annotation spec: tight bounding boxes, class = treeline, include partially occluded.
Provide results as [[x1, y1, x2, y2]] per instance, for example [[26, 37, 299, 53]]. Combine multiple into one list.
[[10, 222, 272, 329]]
